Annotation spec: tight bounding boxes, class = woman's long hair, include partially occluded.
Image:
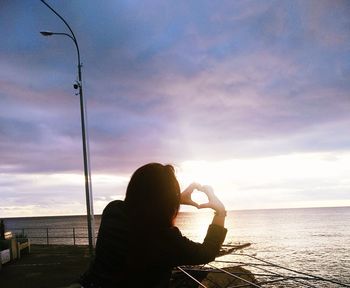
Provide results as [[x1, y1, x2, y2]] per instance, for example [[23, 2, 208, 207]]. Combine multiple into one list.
[[124, 163, 181, 229]]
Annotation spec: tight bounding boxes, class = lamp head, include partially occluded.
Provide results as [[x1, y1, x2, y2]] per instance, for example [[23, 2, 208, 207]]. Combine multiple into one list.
[[40, 31, 54, 36]]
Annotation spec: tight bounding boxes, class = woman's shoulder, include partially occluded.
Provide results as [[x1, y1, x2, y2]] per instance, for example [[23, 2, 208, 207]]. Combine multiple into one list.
[[103, 199, 124, 209], [102, 200, 126, 217]]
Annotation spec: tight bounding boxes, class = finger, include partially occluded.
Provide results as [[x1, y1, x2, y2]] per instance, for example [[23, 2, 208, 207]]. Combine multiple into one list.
[[198, 203, 212, 209], [199, 185, 214, 194], [189, 182, 202, 192], [189, 201, 199, 208], [182, 183, 198, 194], [181, 200, 199, 208]]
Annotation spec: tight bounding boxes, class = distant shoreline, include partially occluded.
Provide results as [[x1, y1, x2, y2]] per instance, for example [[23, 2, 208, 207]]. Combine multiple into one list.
[[2, 205, 349, 220]]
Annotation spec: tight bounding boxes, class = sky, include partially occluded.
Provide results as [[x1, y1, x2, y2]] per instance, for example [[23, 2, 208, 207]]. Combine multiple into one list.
[[1, 0, 350, 217]]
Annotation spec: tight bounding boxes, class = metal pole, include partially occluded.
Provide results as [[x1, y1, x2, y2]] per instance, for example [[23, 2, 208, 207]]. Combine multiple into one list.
[[77, 59, 95, 256], [40, 0, 95, 256]]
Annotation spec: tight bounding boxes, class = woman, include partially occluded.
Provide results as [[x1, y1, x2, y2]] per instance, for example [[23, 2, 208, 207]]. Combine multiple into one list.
[[80, 163, 227, 288]]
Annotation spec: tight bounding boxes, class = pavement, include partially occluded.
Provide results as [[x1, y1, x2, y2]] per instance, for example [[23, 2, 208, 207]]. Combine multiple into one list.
[[0, 245, 91, 288], [0, 244, 259, 288]]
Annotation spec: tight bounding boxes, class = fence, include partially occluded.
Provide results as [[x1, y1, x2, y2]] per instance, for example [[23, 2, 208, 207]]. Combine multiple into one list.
[[9, 227, 91, 245], [175, 253, 350, 288]]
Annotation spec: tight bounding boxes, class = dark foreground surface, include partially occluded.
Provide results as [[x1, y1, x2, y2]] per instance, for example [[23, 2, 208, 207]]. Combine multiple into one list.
[[0, 245, 258, 288], [0, 245, 90, 288]]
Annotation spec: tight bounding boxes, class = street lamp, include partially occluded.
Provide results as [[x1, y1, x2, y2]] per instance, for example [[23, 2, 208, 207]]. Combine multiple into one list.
[[40, 0, 95, 256]]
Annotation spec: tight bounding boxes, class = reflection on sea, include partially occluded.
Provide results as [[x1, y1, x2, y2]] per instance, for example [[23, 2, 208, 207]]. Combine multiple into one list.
[[177, 208, 350, 284], [175, 211, 213, 241]]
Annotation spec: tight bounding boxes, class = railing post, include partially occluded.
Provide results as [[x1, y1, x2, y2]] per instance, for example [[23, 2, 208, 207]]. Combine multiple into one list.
[[22, 228, 25, 237], [73, 227, 76, 245], [46, 228, 49, 245]]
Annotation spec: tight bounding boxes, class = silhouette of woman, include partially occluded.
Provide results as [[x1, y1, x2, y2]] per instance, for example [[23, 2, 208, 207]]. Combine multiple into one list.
[[80, 163, 227, 288]]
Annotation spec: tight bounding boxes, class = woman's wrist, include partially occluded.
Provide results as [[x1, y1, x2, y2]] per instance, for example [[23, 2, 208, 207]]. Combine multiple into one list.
[[214, 209, 227, 217], [212, 207, 226, 227], [214, 201, 226, 216]]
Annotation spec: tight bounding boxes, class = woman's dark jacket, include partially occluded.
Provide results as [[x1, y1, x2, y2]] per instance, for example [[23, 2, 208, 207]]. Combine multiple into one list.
[[80, 200, 227, 288]]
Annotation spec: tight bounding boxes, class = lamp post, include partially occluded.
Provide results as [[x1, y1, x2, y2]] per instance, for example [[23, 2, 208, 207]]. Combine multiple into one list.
[[40, 0, 95, 256]]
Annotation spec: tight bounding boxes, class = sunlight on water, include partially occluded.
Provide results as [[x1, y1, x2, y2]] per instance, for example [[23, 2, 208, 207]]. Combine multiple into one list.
[[176, 208, 350, 285], [175, 211, 213, 241]]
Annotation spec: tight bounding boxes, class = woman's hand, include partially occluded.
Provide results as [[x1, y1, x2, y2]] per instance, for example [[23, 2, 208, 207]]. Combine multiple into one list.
[[198, 185, 226, 214], [180, 182, 202, 208], [199, 185, 227, 227], [181, 184, 226, 213], [181, 184, 226, 227]]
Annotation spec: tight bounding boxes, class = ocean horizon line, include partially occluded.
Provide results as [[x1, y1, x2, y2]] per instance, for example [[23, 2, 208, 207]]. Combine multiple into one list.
[[2, 205, 349, 220]]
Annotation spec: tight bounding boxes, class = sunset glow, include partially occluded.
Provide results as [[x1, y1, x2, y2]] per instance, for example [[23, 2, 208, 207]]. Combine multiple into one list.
[[177, 152, 350, 210]]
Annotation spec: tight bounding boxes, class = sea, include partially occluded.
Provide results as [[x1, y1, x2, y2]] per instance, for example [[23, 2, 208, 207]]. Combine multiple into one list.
[[3, 206, 350, 286]]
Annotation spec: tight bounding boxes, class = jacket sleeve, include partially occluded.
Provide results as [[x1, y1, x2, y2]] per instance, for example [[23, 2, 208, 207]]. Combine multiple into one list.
[[161, 224, 227, 266]]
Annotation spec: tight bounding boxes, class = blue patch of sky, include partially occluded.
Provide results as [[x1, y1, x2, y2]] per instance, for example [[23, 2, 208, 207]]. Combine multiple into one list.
[[136, 21, 185, 61], [338, 56, 350, 85], [90, 111, 165, 140], [80, 4, 141, 51], [0, 117, 42, 141], [89, 116, 133, 139], [207, 43, 238, 60], [297, 49, 349, 90], [1, 3, 42, 53]]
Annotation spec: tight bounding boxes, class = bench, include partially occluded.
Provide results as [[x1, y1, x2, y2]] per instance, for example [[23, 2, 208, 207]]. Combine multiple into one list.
[[0, 231, 31, 260], [17, 239, 31, 259], [7, 231, 31, 258]]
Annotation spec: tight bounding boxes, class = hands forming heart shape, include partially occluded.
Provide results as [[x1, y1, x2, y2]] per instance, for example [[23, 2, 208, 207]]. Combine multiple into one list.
[[180, 182, 225, 212]]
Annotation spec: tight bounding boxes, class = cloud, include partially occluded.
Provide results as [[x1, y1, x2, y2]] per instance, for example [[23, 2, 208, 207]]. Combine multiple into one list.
[[299, 0, 350, 48], [1, 1, 350, 215], [0, 172, 129, 216]]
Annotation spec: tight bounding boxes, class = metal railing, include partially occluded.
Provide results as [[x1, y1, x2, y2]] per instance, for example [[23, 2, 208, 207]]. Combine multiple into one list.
[[8, 227, 92, 245], [175, 253, 350, 288]]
